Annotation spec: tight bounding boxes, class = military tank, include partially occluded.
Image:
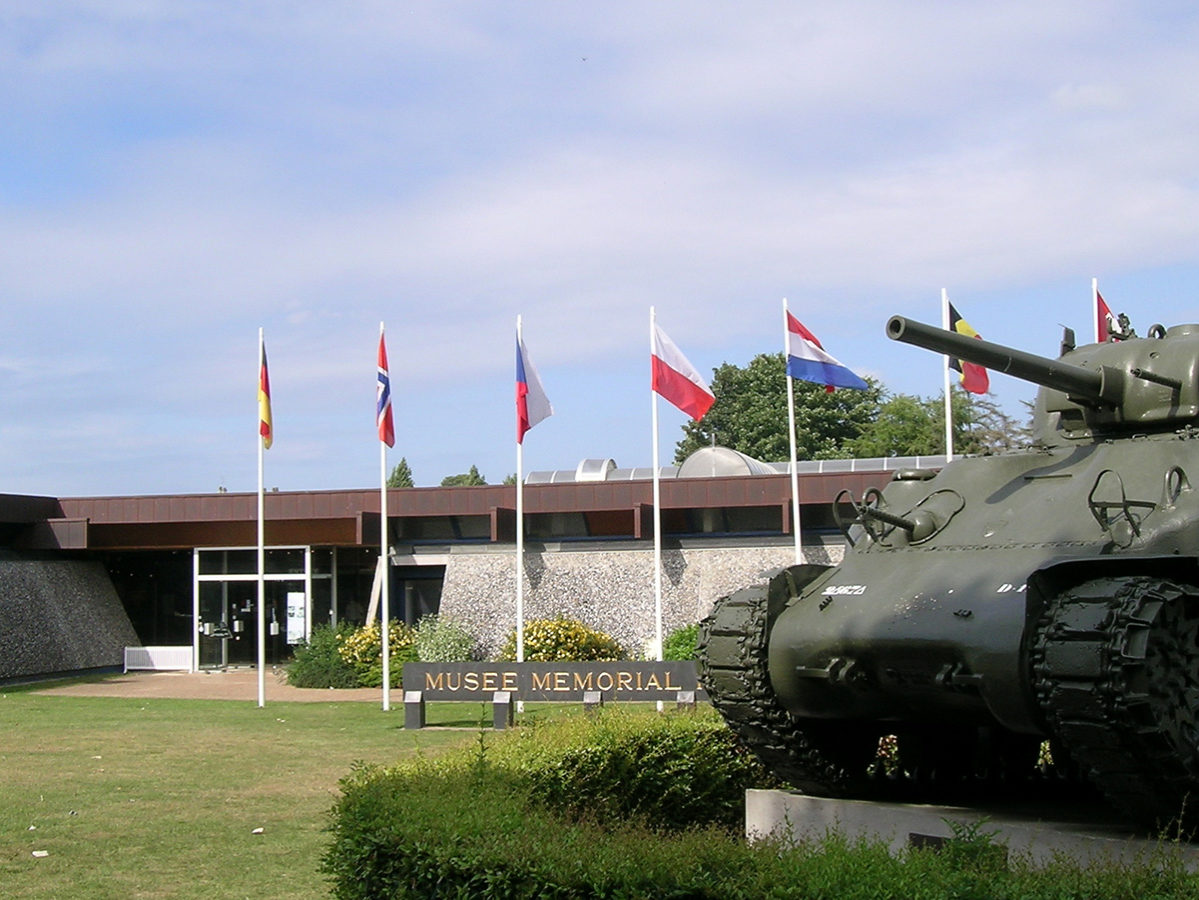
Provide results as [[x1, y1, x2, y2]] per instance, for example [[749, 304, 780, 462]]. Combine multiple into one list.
[[698, 311, 1199, 829]]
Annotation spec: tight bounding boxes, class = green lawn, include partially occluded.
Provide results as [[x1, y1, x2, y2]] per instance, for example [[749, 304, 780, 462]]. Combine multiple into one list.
[[0, 687, 484, 899]]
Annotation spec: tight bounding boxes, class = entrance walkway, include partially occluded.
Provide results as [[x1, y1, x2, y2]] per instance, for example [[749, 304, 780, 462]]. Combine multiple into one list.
[[32, 668, 385, 703]]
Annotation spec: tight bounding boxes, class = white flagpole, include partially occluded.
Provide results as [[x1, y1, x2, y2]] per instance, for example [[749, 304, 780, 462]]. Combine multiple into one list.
[[1092, 276, 1101, 344], [256, 328, 267, 709], [379, 322, 391, 712], [650, 307, 664, 664], [941, 289, 954, 462], [515, 316, 526, 666], [782, 299, 803, 565]]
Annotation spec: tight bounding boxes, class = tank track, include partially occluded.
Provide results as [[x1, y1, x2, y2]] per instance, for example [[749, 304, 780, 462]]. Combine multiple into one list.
[[1030, 576, 1199, 830], [697, 573, 871, 796]]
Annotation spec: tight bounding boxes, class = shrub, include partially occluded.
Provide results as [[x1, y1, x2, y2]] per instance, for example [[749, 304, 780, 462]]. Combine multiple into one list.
[[413, 615, 478, 662], [662, 622, 700, 660], [498, 616, 626, 661], [337, 621, 418, 688], [323, 708, 1199, 899], [495, 708, 773, 831], [285, 623, 359, 688]]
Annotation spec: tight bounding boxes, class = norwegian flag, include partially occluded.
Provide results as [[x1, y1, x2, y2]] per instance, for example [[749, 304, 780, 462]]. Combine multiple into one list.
[[376, 326, 395, 447]]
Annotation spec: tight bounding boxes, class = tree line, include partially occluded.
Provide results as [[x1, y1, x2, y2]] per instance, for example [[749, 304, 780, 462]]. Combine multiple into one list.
[[389, 352, 1031, 487]]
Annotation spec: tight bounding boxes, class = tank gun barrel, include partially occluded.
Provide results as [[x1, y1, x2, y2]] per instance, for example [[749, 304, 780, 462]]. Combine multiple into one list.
[[886, 316, 1114, 404]]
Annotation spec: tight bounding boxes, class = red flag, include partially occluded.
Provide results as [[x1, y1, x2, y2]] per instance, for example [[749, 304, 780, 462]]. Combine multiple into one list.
[[376, 328, 395, 448], [1096, 291, 1117, 343], [651, 322, 715, 420], [947, 303, 989, 394]]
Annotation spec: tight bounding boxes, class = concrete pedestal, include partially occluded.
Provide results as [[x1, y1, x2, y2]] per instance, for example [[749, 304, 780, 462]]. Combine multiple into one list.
[[746, 790, 1199, 870]]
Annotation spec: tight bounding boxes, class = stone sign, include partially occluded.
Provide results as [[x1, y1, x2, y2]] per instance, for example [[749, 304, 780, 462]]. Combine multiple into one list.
[[403, 661, 705, 702]]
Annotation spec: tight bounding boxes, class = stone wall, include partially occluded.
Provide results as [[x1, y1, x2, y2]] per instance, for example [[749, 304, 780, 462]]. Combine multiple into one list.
[[438, 541, 843, 659], [0, 552, 140, 681]]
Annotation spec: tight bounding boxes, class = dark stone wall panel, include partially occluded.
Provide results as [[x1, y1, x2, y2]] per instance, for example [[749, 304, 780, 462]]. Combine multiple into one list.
[[0, 553, 139, 680]]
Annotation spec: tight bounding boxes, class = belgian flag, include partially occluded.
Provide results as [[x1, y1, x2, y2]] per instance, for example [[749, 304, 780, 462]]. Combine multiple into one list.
[[947, 303, 990, 394]]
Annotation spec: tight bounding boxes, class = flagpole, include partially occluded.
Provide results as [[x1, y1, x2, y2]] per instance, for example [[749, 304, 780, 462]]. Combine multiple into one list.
[[941, 289, 954, 462], [379, 322, 391, 712], [1092, 277, 1100, 344], [256, 328, 266, 709], [783, 299, 803, 565], [515, 316, 526, 667], [650, 307, 664, 664]]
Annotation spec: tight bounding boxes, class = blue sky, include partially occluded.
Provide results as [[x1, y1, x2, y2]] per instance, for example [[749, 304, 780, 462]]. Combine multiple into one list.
[[4, 2, 1199, 496]]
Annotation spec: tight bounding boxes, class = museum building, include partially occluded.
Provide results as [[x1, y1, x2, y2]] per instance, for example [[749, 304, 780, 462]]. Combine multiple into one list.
[[0, 448, 943, 683]]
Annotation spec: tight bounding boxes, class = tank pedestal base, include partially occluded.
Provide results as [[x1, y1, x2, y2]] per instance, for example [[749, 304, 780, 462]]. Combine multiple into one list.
[[745, 789, 1199, 870]]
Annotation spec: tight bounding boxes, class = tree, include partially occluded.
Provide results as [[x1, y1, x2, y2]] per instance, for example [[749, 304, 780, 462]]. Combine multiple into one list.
[[440, 465, 486, 487], [673, 353, 884, 463], [852, 391, 1034, 458], [502, 473, 517, 485], [386, 457, 414, 488]]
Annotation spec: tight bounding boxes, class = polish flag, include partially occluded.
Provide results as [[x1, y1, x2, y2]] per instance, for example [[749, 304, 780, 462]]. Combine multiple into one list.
[[651, 323, 715, 420]]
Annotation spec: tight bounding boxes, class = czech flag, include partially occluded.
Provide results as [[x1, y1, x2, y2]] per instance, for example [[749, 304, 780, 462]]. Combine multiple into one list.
[[377, 327, 395, 448], [258, 340, 273, 449], [651, 322, 715, 420], [516, 333, 553, 444], [947, 303, 990, 394], [785, 312, 868, 392]]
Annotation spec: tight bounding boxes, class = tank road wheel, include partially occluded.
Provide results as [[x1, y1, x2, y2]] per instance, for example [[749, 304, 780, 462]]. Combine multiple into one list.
[[697, 570, 878, 797], [1031, 576, 1199, 830]]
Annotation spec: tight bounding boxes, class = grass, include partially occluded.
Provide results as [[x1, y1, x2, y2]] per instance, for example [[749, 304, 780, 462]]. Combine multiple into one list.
[[0, 684, 485, 900]]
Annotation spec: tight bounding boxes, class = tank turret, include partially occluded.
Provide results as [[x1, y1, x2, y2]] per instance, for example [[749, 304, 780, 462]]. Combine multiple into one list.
[[699, 307, 1199, 832], [886, 315, 1199, 444]]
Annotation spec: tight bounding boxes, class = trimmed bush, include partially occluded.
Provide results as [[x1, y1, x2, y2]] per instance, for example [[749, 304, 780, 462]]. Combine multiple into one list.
[[324, 709, 1199, 899], [285, 623, 358, 688], [337, 621, 418, 688], [494, 708, 772, 831], [413, 614, 479, 662], [662, 622, 700, 660], [498, 615, 626, 661]]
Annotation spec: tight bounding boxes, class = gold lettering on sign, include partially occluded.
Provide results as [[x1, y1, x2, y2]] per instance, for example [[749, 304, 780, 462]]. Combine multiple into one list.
[[503, 671, 518, 691], [554, 672, 569, 691], [482, 672, 498, 692], [463, 672, 479, 692], [665, 671, 681, 690], [424, 672, 445, 690], [573, 672, 594, 691], [446, 672, 461, 691], [646, 674, 662, 691], [532, 672, 552, 691], [617, 672, 632, 691], [596, 671, 614, 691]]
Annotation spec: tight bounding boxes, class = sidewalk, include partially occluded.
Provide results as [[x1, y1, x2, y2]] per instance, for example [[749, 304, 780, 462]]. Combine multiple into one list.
[[32, 667, 386, 703]]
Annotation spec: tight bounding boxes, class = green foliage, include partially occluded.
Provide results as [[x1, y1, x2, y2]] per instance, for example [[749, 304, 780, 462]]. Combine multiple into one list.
[[413, 614, 479, 662], [386, 457, 414, 488], [673, 352, 1033, 465], [500, 709, 772, 831], [662, 622, 700, 660], [674, 352, 884, 463], [852, 391, 1035, 458], [337, 620, 419, 688], [285, 623, 360, 688], [324, 708, 1199, 899], [440, 464, 486, 486], [498, 616, 626, 661]]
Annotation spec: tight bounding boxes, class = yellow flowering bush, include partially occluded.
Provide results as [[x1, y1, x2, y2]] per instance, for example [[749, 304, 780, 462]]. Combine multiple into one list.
[[337, 621, 418, 688], [499, 616, 626, 662]]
